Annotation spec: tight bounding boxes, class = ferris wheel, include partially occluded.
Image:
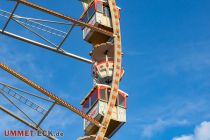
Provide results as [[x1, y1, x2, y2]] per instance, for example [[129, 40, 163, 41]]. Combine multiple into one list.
[[0, 0, 128, 140]]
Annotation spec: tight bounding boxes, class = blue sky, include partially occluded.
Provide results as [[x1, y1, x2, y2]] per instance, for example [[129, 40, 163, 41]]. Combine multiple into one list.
[[0, 0, 210, 140]]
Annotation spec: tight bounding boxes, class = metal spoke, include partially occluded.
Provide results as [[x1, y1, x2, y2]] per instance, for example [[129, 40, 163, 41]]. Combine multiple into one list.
[[13, 19, 58, 48], [0, 8, 72, 25], [14, 0, 114, 37], [14, 16, 73, 25], [56, 23, 76, 50], [16, 18, 67, 38], [0, 105, 56, 140], [0, 90, 38, 125], [0, 30, 93, 63], [0, 82, 54, 103], [0, 8, 70, 40], [0, 63, 102, 127], [0, 8, 93, 63], [36, 101, 57, 128], [0, 84, 47, 115], [2, 2, 19, 32]]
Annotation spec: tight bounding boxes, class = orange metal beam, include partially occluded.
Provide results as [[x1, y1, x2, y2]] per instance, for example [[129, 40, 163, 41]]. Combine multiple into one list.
[[96, 0, 123, 139], [0, 63, 102, 128], [15, 0, 114, 37]]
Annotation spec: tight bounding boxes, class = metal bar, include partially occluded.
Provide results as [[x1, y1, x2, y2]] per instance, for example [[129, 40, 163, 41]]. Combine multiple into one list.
[[2, 2, 19, 32], [0, 8, 72, 25], [14, 19, 58, 48], [56, 23, 76, 50], [37, 101, 56, 128], [0, 105, 56, 140], [16, 19, 66, 38], [15, 0, 114, 37], [19, 22, 65, 38], [16, 16, 73, 25], [0, 63, 102, 128], [1, 9, 68, 38], [0, 30, 93, 64], [96, 0, 123, 139], [0, 13, 8, 18], [0, 82, 54, 103], [25, 19, 67, 35], [0, 85, 47, 114], [0, 90, 37, 125]]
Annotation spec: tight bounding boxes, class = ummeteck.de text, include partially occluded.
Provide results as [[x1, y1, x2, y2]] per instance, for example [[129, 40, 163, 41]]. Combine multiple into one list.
[[4, 130, 64, 137]]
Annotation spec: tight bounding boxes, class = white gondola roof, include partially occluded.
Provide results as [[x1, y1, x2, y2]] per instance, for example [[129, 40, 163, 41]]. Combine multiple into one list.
[[81, 84, 128, 105]]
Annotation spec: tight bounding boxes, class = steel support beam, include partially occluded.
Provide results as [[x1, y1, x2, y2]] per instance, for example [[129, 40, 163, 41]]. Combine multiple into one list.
[[0, 89, 38, 125], [56, 23, 76, 50], [0, 105, 56, 140], [0, 82, 54, 103], [2, 2, 19, 32], [13, 19, 58, 48], [36, 102, 56, 128], [15, 0, 114, 37], [0, 63, 102, 128], [0, 30, 93, 64]]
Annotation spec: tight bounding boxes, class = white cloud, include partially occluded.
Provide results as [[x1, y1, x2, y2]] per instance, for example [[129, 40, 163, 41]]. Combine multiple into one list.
[[173, 135, 193, 140], [142, 119, 189, 138], [194, 121, 210, 140], [172, 121, 210, 140]]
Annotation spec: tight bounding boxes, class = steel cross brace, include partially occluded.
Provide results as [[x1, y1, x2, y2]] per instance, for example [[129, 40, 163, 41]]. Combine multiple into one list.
[[2, 2, 19, 31], [14, 0, 114, 37], [0, 105, 56, 140]]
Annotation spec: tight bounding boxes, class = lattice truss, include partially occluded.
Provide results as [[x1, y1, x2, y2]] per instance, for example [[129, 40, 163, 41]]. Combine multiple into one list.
[[0, 0, 114, 139], [0, 81, 57, 140], [0, 0, 113, 64]]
